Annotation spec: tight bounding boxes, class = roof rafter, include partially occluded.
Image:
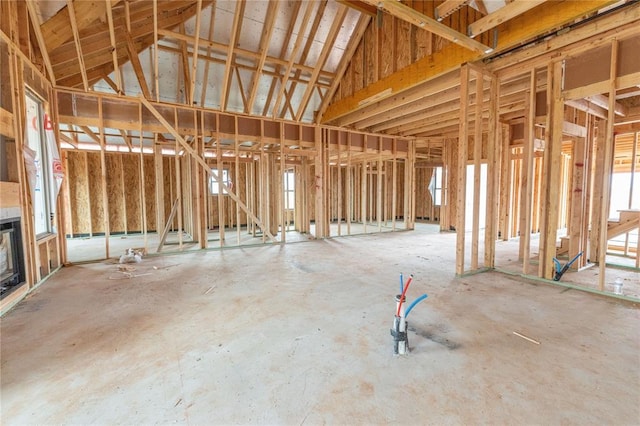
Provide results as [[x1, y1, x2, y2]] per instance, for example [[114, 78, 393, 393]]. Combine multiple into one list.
[[200, 1, 217, 107], [246, 1, 279, 115], [279, 0, 329, 119], [66, 0, 89, 91], [296, 4, 348, 121], [25, 0, 56, 84], [261, 1, 302, 116], [220, 0, 244, 110], [317, 12, 372, 123], [189, 0, 203, 105], [272, 1, 316, 119]]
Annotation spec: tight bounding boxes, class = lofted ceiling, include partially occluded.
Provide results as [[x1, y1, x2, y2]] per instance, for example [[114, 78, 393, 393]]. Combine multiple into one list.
[[33, 0, 364, 124], [23, 0, 640, 151]]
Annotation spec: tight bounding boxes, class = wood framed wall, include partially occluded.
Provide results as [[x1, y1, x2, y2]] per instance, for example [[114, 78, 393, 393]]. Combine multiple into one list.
[[0, 14, 65, 313], [55, 88, 415, 258]]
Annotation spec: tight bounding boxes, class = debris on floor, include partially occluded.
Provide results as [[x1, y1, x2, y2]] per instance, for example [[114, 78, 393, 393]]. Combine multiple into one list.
[[119, 248, 144, 264]]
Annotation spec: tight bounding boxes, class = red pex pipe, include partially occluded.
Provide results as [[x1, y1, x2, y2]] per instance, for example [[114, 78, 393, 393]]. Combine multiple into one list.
[[396, 276, 413, 317]]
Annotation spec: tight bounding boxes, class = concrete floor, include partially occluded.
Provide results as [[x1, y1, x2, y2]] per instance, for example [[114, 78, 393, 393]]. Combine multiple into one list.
[[2, 225, 639, 424]]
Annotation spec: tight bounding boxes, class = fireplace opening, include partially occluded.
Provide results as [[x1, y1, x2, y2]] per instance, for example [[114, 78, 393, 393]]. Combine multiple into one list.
[[1, 218, 25, 299]]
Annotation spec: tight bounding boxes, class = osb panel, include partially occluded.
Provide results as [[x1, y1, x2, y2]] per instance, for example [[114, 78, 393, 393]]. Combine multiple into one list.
[[143, 155, 157, 232], [86, 152, 105, 234], [353, 41, 365, 93], [106, 154, 126, 233], [364, 23, 376, 87], [564, 44, 611, 92], [379, 13, 394, 79], [165, 157, 177, 230], [122, 155, 142, 233], [395, 17, 412, 71], [341, 62, 353, 101], [5, 141, 18, 182], [66, 151, 91, 235], [618, 36, 640, 79]]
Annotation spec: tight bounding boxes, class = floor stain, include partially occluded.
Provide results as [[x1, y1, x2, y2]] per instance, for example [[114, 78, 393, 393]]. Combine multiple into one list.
[[408, 325, 461, 350]]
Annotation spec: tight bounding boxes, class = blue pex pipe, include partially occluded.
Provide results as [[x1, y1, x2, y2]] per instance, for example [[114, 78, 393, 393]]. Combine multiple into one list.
[[405, 294, 428, 318], [400, 273, 404, 294]]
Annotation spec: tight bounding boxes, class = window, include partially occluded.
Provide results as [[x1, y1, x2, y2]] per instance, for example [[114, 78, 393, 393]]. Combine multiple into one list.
[[209, 169, 231, 194], [25, 91, 53, 236], [284, 171, 295, 209], [429, 167, 443, 206]]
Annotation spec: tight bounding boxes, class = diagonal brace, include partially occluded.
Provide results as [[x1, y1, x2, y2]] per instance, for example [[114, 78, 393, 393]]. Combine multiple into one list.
[[139, 96, 277, 242]]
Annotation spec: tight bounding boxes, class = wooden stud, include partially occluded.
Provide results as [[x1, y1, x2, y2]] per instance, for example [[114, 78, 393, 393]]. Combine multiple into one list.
[[377, 138, 383, 232], [484, 72, 499, 268], [456, 65, 470, 275], [236, 118, 242, 244], [538, 61, 564, 280], [279, 122, 285, 242], [471, 71, 483, 270], [520, 69, 536, 273], [598, 40, 619, 291], [98, 98, 110, 258], [216, 125, 224, 245]]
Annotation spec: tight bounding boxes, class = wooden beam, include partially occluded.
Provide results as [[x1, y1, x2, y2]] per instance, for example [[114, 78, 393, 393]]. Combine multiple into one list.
[[40, 0, 120, 52], [520, 70, 536, 274], [139, 96, 277, 242], [538, 61, 564, 280], [153, 0, 159, 101], [456, 65, 470, 275], [471, 71, 483, 271], [484, 72, 499, 267], [468, 0, 546, 38], [261, 1, 301, 116], [66, 0, 89, 91], [598, 39, 618, 291], [220, 0, 244, 110], [79, 125, 101, 143], [335, 0, 377, 16], [272, 1, 315, 119], [124, 24, 152, 99], [296, 4, 348, 121], [200, 1, 217, 107], [246, 1, 279, 114], [586, 94, 628, 117], [104, 0, 121, 93], [475, 0, 489, 16], [25, 0, 56, 84], [189, 0, 203, 105], [317, 13, 371, 124], [436, 0, 470, 21], [361, 0, 492, 54], [178, 23, 192, 104]]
